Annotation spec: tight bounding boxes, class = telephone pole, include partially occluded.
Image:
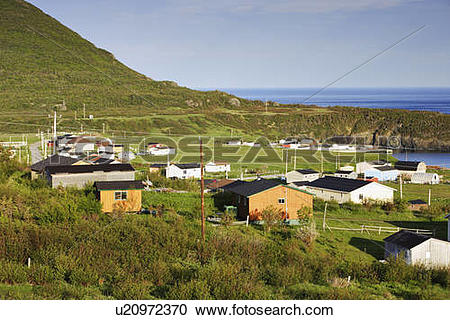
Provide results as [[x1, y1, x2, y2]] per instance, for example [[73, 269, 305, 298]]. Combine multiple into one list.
[[200, 137, 205, 242], [53, 109, 57, 155]]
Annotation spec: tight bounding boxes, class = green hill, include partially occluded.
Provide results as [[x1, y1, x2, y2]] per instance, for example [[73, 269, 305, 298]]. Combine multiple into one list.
[[1, 0, 449, 150]]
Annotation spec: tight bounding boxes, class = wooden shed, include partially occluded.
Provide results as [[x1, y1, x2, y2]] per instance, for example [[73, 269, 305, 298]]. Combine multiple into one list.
[[94, 180, 144, 213]]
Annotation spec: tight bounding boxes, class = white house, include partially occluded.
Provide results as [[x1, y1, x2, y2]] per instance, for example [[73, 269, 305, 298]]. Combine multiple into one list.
[[411, 172, 440, 185], [334, 170, 358, 179], [356, 160, 389, 174], [286, 169, 320, 183], [364, 165, 399, 182], [205, 162, 231, 173], [384, 230, 450, 267], [166, 163, 201, 179], [304, 176, 395, 204]]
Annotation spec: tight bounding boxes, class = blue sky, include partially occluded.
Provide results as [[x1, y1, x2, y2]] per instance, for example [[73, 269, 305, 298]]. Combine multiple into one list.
[[28, 0, 450, 88]]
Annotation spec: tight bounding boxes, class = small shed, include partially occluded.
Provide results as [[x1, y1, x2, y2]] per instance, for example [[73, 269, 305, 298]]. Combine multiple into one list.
[[408, 199, 428, 211], [384, 230, 450, 267], [94, 180, 144, 213]]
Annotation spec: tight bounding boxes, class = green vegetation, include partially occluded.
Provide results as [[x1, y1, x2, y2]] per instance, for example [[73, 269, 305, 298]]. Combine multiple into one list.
[[0, 0, 449, 151], [0, 152, 449, 300]]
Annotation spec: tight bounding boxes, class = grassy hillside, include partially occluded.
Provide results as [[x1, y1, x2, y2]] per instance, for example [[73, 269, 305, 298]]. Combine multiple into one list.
[[0, 0, 449, 151]]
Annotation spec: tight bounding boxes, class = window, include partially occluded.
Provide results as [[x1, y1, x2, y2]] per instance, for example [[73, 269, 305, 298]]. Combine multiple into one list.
[[359, 194, 364, 200], [114, 191, 128, 201], [183, 170, 187, 174], [278, 198, 285, 204]]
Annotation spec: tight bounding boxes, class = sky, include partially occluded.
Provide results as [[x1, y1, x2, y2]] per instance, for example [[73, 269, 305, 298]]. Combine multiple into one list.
[[27, 0, 450, 89]]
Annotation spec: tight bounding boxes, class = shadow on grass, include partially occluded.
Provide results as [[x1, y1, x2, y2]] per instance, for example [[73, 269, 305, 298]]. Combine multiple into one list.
[[386, 220, 447, 239], [349, 237, 385, 260]]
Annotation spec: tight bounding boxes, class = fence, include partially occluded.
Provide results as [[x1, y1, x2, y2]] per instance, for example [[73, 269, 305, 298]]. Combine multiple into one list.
[[325, 224, 434, 236]]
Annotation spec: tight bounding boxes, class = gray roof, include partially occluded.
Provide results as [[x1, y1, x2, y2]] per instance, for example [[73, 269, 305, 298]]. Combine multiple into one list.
[[225, 178, 282, 197], [94, 180, 144, 190], [384, 230, 430, 249], [373, 165, 397, 172], [394, 161, 423, 171], [296, 169, 318, 174], [174, 163, 200, 169], [46, 163, 135, 174]]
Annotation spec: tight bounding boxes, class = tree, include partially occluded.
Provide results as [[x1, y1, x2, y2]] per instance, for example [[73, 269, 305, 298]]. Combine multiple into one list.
[[261, 206, 283, 233]]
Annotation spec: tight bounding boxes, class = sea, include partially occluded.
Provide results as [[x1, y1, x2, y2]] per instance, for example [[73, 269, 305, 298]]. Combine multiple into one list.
[[211, 87, 450, 167], [218, 87, 450, 114]]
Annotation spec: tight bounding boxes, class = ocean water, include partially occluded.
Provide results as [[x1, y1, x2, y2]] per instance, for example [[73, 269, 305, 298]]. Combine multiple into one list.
[[219, 87, 450, 114], [393, 152, 450, 168]]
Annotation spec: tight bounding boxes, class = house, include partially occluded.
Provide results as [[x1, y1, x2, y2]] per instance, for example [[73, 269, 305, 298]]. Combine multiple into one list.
[[224, 178, 313, 221], [356, 160, 389, 174], [166, 163, 201, 179], [445, 214, 450, 241], [394, 161, 426, 178], [286, 169, 320, 183], [45, 163, 135, 188], [304, 176, 395, 204], [384, 230, 450, 267], [149, 163, 167, 173], [30, 154, 80, 179], [411, 172, 440, 185], [205, 162, 231, 173], [408, 199, 428, 211], [334, 170, 358, 179], [94, 180, 144, 213], [364, 165, 399, 182]]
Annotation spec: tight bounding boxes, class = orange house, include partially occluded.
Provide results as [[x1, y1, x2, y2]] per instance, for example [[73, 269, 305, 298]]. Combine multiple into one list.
[[224, 179, 313, 221], [94, 180, 145, 213]]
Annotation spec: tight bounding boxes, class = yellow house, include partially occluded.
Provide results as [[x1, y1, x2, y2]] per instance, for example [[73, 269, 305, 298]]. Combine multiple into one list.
[[94, 180, 144, 213]]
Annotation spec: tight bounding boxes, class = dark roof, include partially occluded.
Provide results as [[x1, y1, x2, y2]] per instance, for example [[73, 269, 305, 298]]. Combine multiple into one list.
[[225, 178, 282, 197], [408, 199, 427, 205], [221, 180, 248, 191], [335, 170, 354, 174], [174, 163, 200, 169], [150, 163, 167, 168], [45, 163, 135, 174], [384, 230, 430, 249], [290, 181, 308, 187], [93, 158, 115, 165], [374, 165, 397, 172], [394, 161, 422, 171], [370, 160, 388, 165], [296, 169, 318, 174], [205, 179, 235, 189], [94, 180, 144, 190], [30, 155, 79, 172], [306, 176, 372, 192]]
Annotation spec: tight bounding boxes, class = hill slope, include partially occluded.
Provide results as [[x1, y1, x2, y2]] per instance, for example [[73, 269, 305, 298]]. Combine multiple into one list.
[[0, 0, 449, 150]]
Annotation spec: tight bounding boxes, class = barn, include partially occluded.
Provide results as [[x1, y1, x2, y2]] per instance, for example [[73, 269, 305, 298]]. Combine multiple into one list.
[[384, 230, 450, 267], [411, 172, 440, 185]]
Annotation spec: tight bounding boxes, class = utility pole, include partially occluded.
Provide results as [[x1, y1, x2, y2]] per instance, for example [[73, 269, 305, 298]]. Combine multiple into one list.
[[74, 110, 77, 120], [399, 175, 403, 199], [428, 189, 431, 206], [83, 103, 86, 119], [200, 137, 205, 242], [102, 123, 105, 134], [53, 109, 57, 155], [285, 149, 288, 177], [293, 148, 297, 170], [321, 152, 324, 174]]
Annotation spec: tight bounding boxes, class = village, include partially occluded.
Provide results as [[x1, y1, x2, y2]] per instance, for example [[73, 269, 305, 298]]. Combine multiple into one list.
[[2, 129, 449, 269]]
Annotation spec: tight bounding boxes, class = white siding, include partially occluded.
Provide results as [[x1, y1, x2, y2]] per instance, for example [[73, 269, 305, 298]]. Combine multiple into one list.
[[349, 183, 394, 204], [411, 239, 450, 267], [304, 187, 351, 203], [286, 171, 320, 183], [166, 165, 201, 179]]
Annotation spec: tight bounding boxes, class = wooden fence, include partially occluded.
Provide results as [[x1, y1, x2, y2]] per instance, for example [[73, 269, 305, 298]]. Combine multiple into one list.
[[325, 224, 434, 236]]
